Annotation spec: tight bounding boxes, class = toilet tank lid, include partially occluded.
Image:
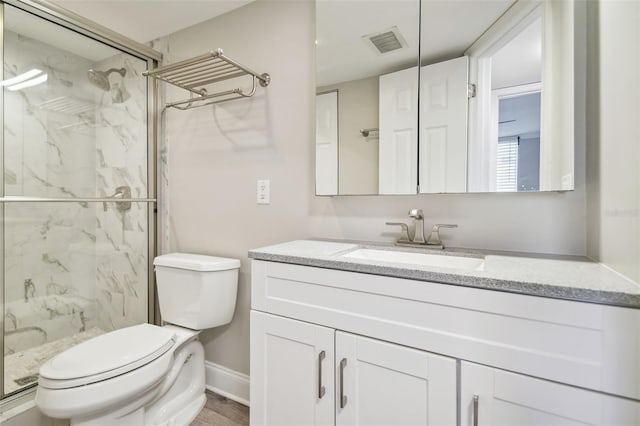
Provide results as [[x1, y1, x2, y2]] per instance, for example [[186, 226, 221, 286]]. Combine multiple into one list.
[[154, 253, 240, 271]]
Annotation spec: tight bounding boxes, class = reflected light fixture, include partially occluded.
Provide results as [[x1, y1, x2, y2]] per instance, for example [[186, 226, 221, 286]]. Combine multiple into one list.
[[6, 72, 48, 91], [0, 68, 43, 86], [0, 68, 48, 91]]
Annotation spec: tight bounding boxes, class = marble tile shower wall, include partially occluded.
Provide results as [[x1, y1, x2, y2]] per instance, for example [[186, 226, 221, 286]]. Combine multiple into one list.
[[93, 52, 148, 332], [3, 31, 148, 354]]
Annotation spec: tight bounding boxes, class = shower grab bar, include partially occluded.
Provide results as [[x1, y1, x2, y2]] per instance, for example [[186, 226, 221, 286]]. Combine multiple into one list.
[[0, 196, 156, 203], [143, 48, 270, 110]]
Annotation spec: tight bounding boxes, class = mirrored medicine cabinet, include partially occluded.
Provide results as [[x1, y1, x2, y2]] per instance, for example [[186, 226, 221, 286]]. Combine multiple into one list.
[[315, 0, 576, 196]]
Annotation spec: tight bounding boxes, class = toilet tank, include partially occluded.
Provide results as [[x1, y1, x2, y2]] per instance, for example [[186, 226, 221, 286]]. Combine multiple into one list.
[[153, 253, 240, 330]]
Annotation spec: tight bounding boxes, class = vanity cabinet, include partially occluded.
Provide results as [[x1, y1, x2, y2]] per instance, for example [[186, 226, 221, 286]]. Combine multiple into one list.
[[250, 310, 456, 426], [250, 259, 640, 426], [460, 362, 640, 425]]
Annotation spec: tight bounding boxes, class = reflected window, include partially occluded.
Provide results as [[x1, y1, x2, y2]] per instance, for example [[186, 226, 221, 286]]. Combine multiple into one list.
[[496, 91, 541, 192], [496, 137, 519, 192]]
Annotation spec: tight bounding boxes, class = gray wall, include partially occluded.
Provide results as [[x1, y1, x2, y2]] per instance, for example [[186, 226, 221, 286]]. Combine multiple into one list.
[[164, 0, 315, 376], [163, 0, 637, 377]]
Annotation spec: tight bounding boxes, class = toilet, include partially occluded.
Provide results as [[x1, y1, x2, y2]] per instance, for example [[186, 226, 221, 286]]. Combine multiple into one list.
[[35, 253, 240, 426]]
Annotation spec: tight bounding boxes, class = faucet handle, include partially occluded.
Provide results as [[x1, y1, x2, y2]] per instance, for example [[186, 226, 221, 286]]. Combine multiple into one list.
[[426, 224, 458, 247], [386, 222, 412, 243], [103, 186, 132, 212]]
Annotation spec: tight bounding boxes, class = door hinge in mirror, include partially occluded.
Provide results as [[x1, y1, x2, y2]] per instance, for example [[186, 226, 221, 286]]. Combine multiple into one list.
[[468, 83, 477, 99]]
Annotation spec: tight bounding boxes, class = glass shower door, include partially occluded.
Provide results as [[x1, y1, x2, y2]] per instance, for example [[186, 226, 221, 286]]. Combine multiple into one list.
[[1, 4, 155, 396]]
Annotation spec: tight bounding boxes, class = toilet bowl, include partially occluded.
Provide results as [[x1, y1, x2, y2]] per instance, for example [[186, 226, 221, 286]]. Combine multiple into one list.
[[35, 253, 240, 426]]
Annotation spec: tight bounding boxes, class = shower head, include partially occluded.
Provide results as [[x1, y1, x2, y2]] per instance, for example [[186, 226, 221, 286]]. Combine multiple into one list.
[[87, 67, 126, 91]]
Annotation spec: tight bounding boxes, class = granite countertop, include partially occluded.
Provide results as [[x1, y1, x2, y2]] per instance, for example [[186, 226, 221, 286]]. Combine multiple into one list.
[[248, 239, 640, 309]]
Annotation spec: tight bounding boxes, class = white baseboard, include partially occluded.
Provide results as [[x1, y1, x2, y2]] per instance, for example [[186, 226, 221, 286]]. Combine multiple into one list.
[[204, 361, 250, 407]]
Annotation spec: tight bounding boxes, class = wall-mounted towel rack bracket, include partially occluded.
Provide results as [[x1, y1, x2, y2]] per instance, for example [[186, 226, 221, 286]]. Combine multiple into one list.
[[143, 48, 270, 110]]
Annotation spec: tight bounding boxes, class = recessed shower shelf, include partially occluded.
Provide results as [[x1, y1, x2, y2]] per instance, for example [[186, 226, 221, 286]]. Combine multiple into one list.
[[143, 48, 270, 110]]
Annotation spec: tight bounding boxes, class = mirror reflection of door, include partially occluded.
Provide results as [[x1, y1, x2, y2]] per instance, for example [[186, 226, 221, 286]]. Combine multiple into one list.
[[419, 56, 469, 194], [316, 0, 576, 196], [379, 67, 419, 195], [316, 91, 338, 195], [316, 0, 420, 196]]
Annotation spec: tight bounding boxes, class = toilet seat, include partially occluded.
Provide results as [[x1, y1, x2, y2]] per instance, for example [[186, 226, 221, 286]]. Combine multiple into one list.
[[39, 324, 176, 389]]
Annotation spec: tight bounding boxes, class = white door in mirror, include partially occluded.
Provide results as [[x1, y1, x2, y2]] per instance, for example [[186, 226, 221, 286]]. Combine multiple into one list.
[[379, 67, 418, 194], [419, 56, 468, 193]]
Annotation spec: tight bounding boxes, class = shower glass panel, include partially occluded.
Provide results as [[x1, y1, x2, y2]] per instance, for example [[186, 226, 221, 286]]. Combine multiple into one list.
[[2, 4, 152, 396]]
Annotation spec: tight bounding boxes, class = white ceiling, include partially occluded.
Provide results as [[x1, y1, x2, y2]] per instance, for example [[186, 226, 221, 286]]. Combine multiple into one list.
[[317, 0, 516, 87], [49, 0, 254, 44], [491, 16, 542, 89]]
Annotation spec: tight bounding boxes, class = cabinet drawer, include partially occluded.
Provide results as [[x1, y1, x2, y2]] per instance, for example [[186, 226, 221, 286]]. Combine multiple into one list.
[[251, 260, 640, 400]]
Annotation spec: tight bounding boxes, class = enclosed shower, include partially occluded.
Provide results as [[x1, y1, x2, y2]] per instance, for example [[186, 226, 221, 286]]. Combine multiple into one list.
[[0, 1, 157, 398]]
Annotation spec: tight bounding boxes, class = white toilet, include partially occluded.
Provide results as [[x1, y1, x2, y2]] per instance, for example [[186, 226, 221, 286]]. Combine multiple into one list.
[[35, 253, 240, 426]]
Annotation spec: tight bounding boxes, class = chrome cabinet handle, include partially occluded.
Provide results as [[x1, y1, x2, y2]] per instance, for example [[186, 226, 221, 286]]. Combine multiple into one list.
[[473, 394, 479, 426], [339, 358, 348, 408], [318, 351, 326, 399]]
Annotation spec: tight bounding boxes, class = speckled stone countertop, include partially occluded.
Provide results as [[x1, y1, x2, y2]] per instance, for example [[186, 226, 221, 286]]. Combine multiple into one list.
[[248, 239, 640, 309]]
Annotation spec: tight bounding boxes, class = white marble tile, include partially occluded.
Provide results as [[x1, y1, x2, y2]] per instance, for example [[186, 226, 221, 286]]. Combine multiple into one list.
[[2, 24, 150, 386]]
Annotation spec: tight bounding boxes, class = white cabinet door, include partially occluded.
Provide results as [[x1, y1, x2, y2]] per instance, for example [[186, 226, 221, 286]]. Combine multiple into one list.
[[379, 66, 419, 194], [250, 311, 334, 426], [335, 331, 456, 426], [461, 362, 640, 426]]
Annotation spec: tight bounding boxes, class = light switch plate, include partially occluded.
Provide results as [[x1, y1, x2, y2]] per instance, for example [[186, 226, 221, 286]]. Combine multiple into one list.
[[257, 179, 270, 204]]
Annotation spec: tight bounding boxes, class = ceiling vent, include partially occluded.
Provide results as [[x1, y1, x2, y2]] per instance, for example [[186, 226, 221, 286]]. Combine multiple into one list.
[[363, 26, 408, 55]]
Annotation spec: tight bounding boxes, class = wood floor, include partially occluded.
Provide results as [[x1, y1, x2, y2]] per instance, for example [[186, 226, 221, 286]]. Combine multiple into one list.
[[191, 391, 250, 426]]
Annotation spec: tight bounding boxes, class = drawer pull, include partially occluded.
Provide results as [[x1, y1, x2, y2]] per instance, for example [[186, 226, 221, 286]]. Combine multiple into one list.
[[339, 358, 348, 408], [473, 394, 479, 426], [318, 350, 326, 399]]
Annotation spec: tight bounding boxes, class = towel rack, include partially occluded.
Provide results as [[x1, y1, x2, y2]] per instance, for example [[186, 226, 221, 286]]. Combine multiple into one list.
[[143, 48, 270, 110]]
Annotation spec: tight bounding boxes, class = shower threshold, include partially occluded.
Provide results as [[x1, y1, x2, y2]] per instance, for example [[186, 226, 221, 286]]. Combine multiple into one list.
[[5, 327, 105, 394]]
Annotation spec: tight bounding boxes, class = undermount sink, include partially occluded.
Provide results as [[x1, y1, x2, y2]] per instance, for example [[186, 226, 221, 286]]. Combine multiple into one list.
[[341, 248, 485, 271]]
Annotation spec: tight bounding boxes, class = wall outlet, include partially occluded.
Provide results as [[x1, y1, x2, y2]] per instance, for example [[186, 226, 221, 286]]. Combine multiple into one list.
[[257, 179, 270, 204]]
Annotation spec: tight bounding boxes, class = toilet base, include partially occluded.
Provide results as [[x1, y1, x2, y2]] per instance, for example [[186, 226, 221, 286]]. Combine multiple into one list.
[[144, 333, 206, 425], [157, 394, 206, 426], [97, 393, 204, 426]]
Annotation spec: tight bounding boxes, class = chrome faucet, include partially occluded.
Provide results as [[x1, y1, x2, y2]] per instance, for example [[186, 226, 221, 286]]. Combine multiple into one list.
[[386, 209, 458, 249], [408, 209, 426, 244]]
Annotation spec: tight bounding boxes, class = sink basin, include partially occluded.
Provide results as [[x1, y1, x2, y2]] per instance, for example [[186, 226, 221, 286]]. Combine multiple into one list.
[[341, 248, 485, 271]]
